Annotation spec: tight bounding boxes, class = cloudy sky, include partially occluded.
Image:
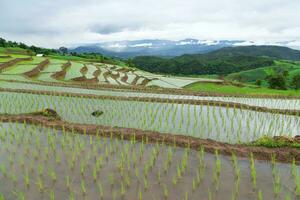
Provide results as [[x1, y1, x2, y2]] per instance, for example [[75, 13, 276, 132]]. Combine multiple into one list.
[[1, 0, 300, 48]]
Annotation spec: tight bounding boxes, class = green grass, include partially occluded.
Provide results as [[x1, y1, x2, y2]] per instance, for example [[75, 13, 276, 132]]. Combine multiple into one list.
[[226, 60, 300, 83], [0, 47, 32, 55], [185, 82, 300, 97], [249, 135, 300, 148]]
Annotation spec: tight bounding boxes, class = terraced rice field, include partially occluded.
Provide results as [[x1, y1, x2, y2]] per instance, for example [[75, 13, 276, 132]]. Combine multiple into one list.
[[0, 52, 299, 199], [0, 54, 220, 88]]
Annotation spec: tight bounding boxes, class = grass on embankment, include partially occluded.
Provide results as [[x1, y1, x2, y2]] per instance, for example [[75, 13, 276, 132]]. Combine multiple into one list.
[[185, 82, 300, 97], [249, 135, 300, 148]]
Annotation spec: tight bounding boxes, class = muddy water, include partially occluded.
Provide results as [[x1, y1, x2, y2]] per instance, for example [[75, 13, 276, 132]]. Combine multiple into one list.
[[0, 122, 299, 200], [1, 92, 300, 144]]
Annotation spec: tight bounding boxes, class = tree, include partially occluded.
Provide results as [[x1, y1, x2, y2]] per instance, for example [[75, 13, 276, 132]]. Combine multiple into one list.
[[255, 79, 262, 86], [291, 75, 300, 90], [267, 74, 287, 90], [59, 47, 68, 54], [0, 38, 6, 47], [282, 70, 289, 77]]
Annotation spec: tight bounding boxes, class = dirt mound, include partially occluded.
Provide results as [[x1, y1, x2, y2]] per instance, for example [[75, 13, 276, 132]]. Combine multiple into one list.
[[23, 59, 49, 77]]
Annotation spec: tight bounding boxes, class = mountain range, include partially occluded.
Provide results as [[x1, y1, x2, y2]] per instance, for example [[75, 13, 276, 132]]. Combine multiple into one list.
[[71, 39, 244, 58], [71, 39, 300, 58]]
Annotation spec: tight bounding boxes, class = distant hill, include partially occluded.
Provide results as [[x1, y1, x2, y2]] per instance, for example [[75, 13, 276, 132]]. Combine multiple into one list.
[[226, 60, 300, 84], [71, 39, 244, 58], [209, 46, 300, 61], [132, 53, 274, 76], [131, 45, 300, 76]]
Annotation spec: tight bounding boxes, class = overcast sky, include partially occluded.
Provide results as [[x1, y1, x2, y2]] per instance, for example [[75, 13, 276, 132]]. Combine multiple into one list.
[[1, 0, 300, 48]]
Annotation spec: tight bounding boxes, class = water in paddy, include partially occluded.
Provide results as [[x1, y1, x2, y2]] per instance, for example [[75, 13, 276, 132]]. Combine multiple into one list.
[[0, 122, 299, 200], [0, 92, 299, 144], [0, 81, 299, 110]]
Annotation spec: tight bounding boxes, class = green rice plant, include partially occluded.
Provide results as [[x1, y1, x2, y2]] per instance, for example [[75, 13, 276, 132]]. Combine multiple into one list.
[[38, 164, 44, 177], [81, 180, 87, 196], [92, 167, 97, 182], [98, 182, 104, 198], [139, 187, 143, 200], [49, 169, 57, 183], [213, 150, 221, 191], [143, 176, 149, 190], [109, 173, 114, 187], [184, 191, 189, 200], [172, 174, 178, 186], [163, 184, 169, 199], [50, 190, 55, 200], [23, 170, 30, 188], [36, 177, 44, 193], [10, 172, 17, 186], [157, 169, 161, 184], [65, 175, 71, 191], [258, 190, 263, 200], [0, 164, 7, 177], [295, 175, 300, 198], [121, 182, 126, 197], [208, 188, 212, 200], [250, 153, 257, 190], [284, 192, 291, 200]]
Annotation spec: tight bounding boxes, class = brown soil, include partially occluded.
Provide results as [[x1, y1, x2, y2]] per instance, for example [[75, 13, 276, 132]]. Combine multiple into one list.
[[51, 61, 71, 80], [1, 87, 299, 116], [23, 59, 49, 78], [80, 65, 88, 75], [131, 75, 140, 85], [1, 112, 299, 164], [139, 78, 151, 86], [116, 68, 131, 73], [110, 71, 120, 80], [71, 76, 98, 84], [93, 68, 101, 77], [0, 57, 33, 72], [120, 73, 128, 83]]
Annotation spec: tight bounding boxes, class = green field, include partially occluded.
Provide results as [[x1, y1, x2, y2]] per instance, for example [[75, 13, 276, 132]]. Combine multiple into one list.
[[226, 60, 300, 86], [185, 82, 300, 97]]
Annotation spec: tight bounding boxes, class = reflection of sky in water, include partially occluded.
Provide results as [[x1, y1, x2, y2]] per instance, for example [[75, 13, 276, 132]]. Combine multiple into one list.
[[1, 92, 299, 144], [0, 81, 299, 110]]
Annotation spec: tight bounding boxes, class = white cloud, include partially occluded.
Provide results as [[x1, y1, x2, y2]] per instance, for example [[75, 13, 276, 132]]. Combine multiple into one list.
[[0, 0, 299, 48]]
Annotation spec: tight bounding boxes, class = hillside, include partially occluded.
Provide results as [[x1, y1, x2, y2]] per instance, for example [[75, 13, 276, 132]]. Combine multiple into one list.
[[226, 60, 300, 84], [132, 53, 274, 75], [0, 46, 223, 89], [210, 45, 300, 61]]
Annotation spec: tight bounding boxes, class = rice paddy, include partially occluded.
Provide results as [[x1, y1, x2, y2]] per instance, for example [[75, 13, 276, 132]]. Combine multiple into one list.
[[0, 52, 299, 199], [0, 123, 299, 200]]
